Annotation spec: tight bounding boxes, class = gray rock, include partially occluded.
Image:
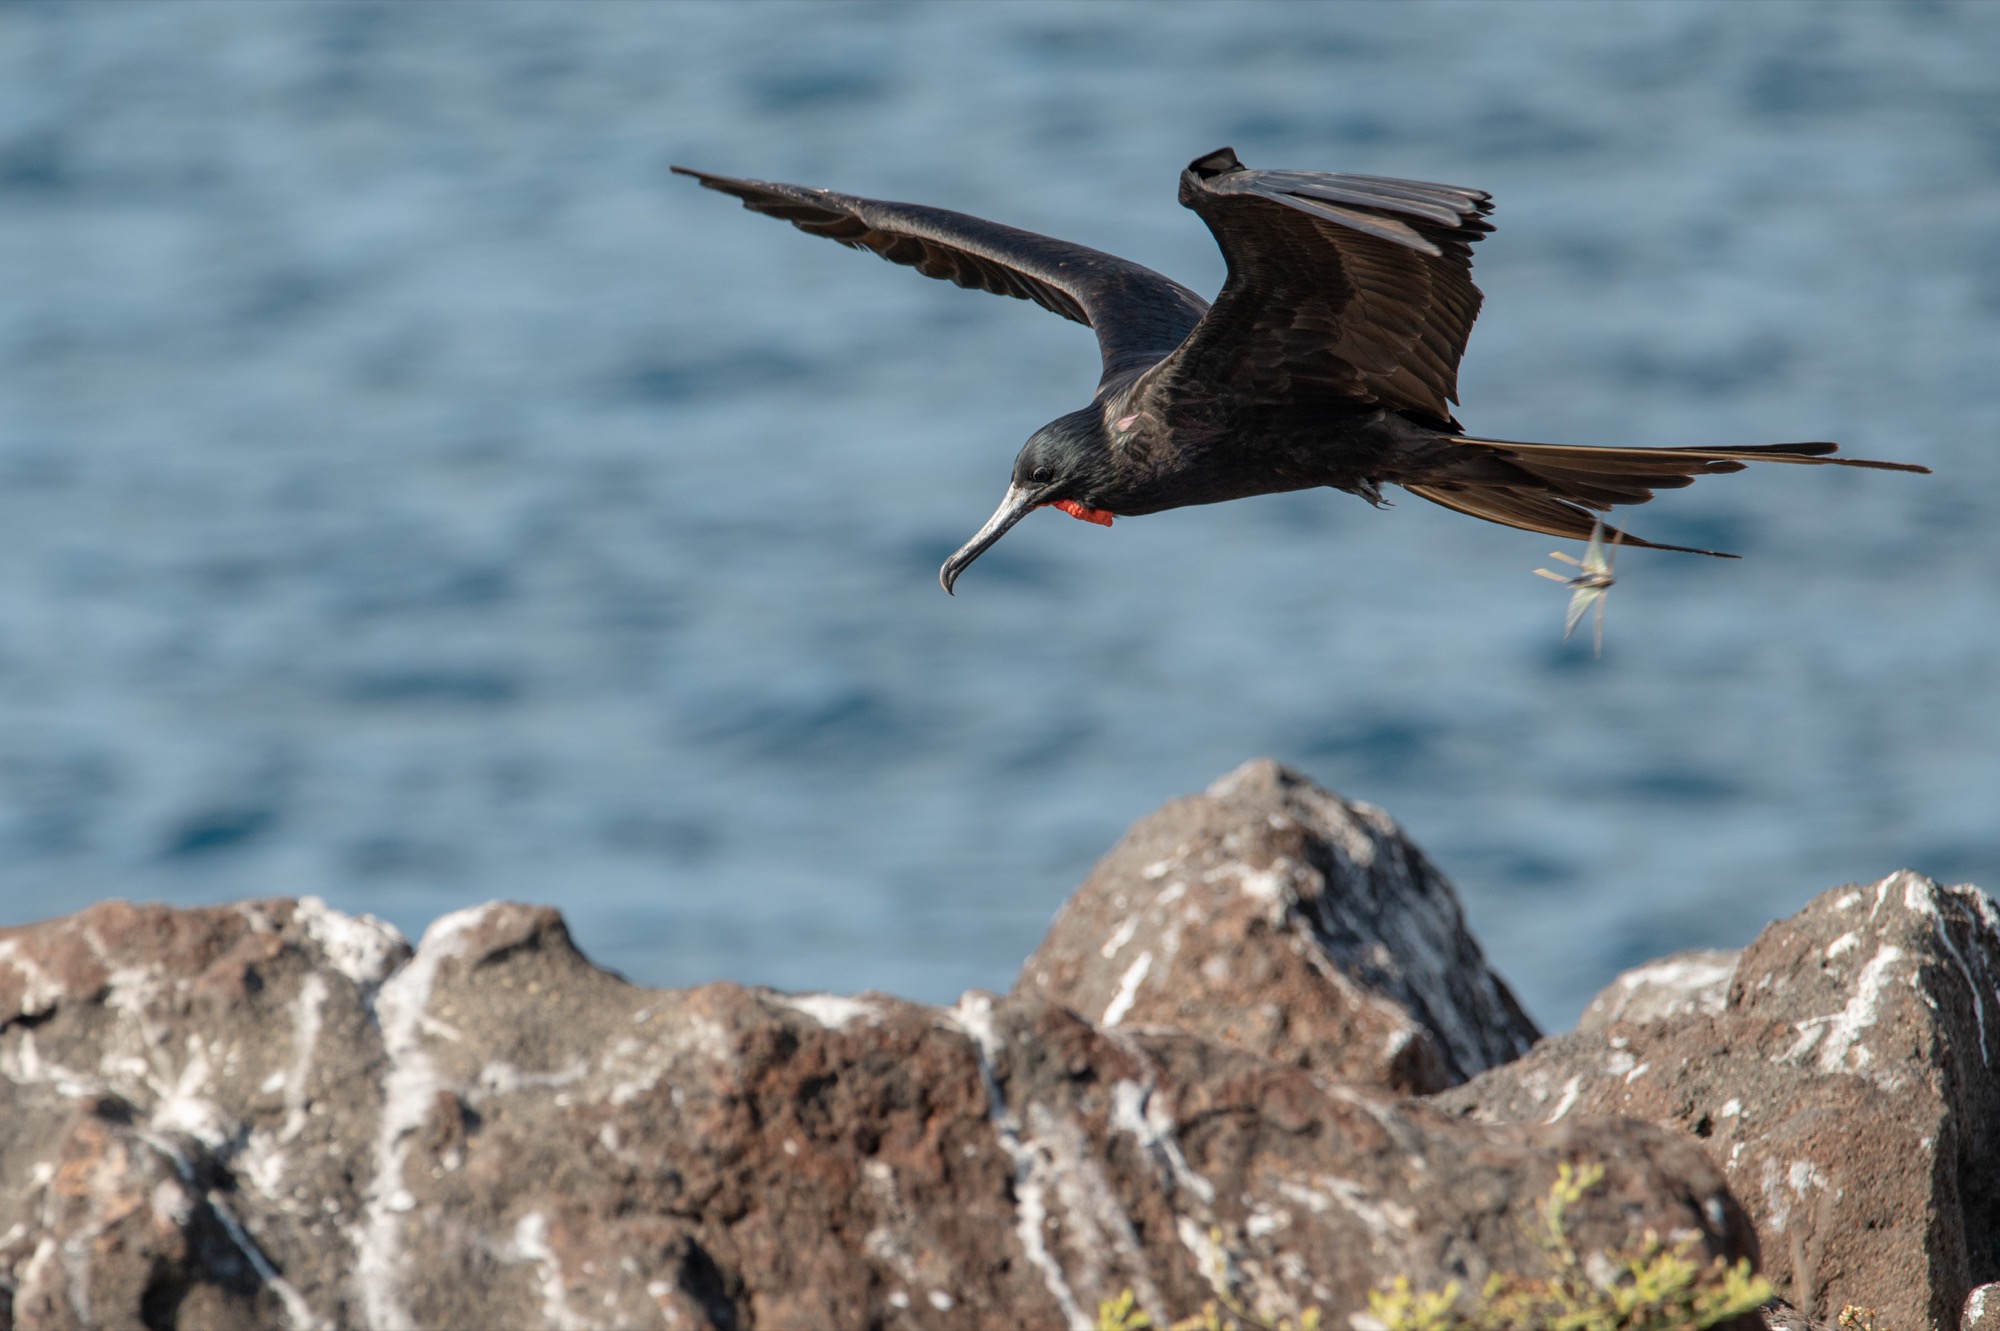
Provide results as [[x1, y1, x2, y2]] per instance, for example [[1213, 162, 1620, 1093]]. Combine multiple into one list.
[[1965, 1282, 2000, 1331], [1435, 871, 2000, 1331], [1014, 759, 1539, 1094], [0, 894, 1748, 1330], [1577, 947, 1738, 1032], [0, 897, 402, 1329], [1756, 1298, 1833, 1331]]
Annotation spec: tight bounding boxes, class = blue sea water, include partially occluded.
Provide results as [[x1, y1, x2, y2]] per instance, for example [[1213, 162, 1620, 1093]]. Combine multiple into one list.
[[1, 1, 1995, 1029]]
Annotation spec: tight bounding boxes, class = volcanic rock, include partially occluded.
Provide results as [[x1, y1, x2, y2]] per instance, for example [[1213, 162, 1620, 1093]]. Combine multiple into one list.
[[1965, 1283, 2000, 1331], [1576, 947, 1738, 1032], [0, 894, 1751, 1330], [1434, 870, 2000, 1331], [1014, 759, 1539, 1095]]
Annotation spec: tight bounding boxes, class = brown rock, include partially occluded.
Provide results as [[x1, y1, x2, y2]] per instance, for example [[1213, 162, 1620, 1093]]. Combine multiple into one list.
[[1756, 1298, 1834, 1331], [1435, 871, 2000, 1331], [1965, 1282, 2000, 1331], [2, 894, 1751, 1330], [1577, 947, 1738, 1032], [0, 897, 407, 1330], [1014, 759, 1538, 1094]]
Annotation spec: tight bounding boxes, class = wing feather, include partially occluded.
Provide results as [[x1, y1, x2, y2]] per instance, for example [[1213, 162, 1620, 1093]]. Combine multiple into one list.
[[1147, 148, 1494, 425], [673, 166, 1210, 384]]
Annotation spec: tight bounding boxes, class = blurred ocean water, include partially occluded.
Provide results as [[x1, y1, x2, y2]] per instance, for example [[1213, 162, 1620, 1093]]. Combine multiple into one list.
[[1, 1, 1995, 1027]]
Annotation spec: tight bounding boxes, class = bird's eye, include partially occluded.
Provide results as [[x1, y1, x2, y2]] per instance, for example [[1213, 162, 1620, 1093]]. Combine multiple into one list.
[[1033, 467, 1051, 482]]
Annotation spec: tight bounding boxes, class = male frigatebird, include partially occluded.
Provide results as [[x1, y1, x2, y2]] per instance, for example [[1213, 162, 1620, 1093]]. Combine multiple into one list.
[[674, 149, 1926, 593]]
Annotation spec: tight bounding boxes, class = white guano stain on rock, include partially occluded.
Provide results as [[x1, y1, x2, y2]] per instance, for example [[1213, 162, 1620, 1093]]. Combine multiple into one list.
[[1323, 799, 1383, 870], [1788, 1160, 1832, 1197], [1275, 1179, 1332, 1215], [1322, 1175, 1416, 1244], [1545, 1075, 1583, 1124], [1758, 1157, 1836, 1237], [1303, 794, 1532, 1071], [947, 992, 1090, 1331], [1605, 951, 1738, 1014], [144, 1129, 330, 1331], [676, 1015, 736, 1065], [1244, 1203, 1288, 1238], [1230, 865, 1289, 904], [0, 937, 66, 1020], [1323, 1084, 1430, 1160], [1781, 943, 1906, 1086], [478, 1058, 590, 1096], [357, 903, 490, 1331], [598, 1009, 730, 1110], [1965, 1282, 1998, 1329], [240, 972, 332, 1202], [152, 1176, 195, 1228], [281, 973, 327, 1143], [295, 897, 407, 993], [606, 1068, 662, 1107], [1099, 917, 1140, 960], [1030, 1098, 1157, 1314], [1900, 874, 1994, 1066], [3, 1029, 94, 1100], [860, 1160, 927, 1287], [1174, 1215, 1226, 1292], [512, 1211, 588, 1331], [1757, 1158, 1792, 1234], [150, 1042, 236, 1152], [1110, 1078, 1214, 1205], [1101, 952, 1152, 1028], [782, 994, 883, 1029]]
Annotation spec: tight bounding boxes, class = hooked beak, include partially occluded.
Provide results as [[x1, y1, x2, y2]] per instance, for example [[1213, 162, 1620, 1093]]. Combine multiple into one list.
[[939, 480, 1049, 594]]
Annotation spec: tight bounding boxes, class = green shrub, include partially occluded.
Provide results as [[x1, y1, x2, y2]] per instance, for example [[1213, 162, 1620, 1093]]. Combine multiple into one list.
[[1369, 1162, 1772, 1331], [1096, 1162, 1772, 1331]]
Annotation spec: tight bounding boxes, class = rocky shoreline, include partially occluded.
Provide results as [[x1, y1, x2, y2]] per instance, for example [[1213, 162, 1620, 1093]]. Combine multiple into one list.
[[1, 760, 1994, 1330]]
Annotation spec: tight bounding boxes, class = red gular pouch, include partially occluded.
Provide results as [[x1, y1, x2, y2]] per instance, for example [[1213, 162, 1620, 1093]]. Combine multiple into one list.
[[1047, 498, 1115, 526]]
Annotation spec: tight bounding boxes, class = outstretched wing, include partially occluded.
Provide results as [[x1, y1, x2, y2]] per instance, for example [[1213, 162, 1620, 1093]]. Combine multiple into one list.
[[1148, 148, 1494, 426], [673, 166, 1210, 385]]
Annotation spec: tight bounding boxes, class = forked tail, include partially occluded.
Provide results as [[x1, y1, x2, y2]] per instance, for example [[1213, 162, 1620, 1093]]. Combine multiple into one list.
[[1403, 437, 1929, 557]]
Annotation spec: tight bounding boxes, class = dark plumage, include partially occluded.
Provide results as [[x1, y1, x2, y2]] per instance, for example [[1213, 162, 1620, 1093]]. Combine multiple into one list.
[[673, 149, 1927, 593]]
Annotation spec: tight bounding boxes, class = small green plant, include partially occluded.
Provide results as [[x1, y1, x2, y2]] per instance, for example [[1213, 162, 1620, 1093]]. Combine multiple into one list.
[[1097, 1288, 1155, 1331], [1098, 1161, 1770, 1331], [1369, 1161, 1773, 1331], [1367, 1276, 1461, 1331], [1094, 1226, 1323, 1331]]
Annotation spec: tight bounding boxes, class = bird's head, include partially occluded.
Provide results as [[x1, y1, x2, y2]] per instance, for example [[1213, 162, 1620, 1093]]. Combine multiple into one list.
[[939, 409, 1116, 594]]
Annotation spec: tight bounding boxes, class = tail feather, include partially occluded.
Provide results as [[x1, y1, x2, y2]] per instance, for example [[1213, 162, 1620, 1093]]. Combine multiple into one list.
[[1402, 482, 1734, 556], [1664, 440, 1924, 472], [1403, 436, 1929, 557]]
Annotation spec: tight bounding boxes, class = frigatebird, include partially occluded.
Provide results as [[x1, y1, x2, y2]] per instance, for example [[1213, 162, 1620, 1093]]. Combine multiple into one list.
[[674, 149, 1926, 593]]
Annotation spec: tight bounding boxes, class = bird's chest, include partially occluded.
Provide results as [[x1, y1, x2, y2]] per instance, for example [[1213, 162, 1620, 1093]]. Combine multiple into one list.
[[1102, 401, 1395, 512]]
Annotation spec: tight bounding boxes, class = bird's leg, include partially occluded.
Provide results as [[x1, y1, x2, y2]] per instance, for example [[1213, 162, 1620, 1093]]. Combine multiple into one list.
[[1348, 479, 1389, 507]]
